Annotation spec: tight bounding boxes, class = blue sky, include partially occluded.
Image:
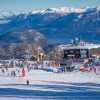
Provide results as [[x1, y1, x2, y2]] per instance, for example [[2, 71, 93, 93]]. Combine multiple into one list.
[[0, 0, 100, 13]]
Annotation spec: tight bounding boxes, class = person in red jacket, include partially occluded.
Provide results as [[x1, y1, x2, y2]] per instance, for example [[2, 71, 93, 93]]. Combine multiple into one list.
[[22, 68, 25, 77]]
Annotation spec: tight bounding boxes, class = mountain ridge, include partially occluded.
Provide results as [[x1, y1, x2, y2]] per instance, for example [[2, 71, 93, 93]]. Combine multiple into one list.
[[0, 6, 100, 47]]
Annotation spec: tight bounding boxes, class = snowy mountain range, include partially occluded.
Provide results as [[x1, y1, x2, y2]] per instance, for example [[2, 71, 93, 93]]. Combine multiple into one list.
[[0, 7, 100, 47]]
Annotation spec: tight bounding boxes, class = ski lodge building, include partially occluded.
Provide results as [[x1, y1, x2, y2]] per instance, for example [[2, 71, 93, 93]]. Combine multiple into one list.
[[58, 39, 100, 59]]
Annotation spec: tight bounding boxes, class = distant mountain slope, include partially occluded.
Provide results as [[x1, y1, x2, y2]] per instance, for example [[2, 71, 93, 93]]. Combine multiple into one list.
[[0, 7, 100, 47]]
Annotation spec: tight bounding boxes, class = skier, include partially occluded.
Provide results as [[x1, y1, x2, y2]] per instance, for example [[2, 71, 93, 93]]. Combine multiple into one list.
[[26, 80, 29, 85], [22, 68, 25, 77]]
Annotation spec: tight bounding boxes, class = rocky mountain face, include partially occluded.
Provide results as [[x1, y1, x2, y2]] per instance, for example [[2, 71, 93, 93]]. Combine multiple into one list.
[[0, 7, 100, 48]]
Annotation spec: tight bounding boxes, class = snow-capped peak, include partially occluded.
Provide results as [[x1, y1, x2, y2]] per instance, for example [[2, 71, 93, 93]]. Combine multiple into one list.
[[0, 11, 17, 19], [58, 7, 86, 13], [0, 7, 99, 18], [31, 7, 86, 15], [97, 6, 100, 11]]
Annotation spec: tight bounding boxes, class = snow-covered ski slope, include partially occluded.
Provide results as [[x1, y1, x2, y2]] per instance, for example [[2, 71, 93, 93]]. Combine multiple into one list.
[[0, 70, 100, 100]]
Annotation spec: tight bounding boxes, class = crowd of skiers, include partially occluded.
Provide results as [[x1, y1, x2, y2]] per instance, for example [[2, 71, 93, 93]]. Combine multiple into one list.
[[0, 58, 100, 77]]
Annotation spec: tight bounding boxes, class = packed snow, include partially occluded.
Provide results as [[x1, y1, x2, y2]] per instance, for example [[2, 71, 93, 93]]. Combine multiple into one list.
[[0, 69, 100, 85], [0, 59, 100, 100], [0, 69, 100, 100]]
